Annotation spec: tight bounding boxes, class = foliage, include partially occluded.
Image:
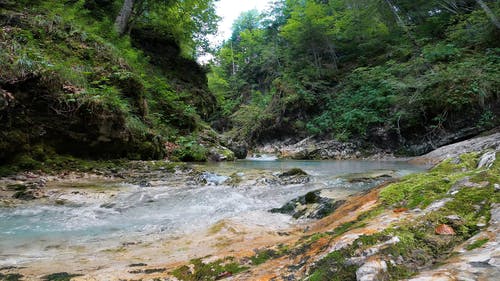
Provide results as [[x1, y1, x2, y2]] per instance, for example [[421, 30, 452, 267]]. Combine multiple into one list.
[[0, 0, 221, 164], [209, 0, 500, 147]]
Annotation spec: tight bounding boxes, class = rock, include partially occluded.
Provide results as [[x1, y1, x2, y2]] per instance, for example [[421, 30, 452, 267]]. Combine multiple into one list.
[[138, 180, 151, 187], [412, 132, 500, 164], [228, 141, 248, 159], [444, 215, 464, 228], [495, 184, 500, 192], [393, 207, 408, 213], [356, 258, 388, 281], [348, 237, 401, 266], [215, 271, 232, 280], [448, 177, 490, 195], [277, 168, 310, 185], [435, 224, 455, 235], [258, 137, 360, 160], [197, 172, 228, 186], [344, 170, 395, 183], [208, 146, 235, 162], [270, 190, 345, 219], [425, 198, 452, 212], [279, 168, 308, 177], [477, 151, 496, 169]]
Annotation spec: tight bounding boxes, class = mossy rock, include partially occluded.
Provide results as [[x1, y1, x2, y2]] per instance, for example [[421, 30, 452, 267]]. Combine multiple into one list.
[[279, 168, 308, 177]]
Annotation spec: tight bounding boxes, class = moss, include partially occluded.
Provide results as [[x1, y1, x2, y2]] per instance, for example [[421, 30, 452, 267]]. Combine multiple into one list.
[[250, 249, 276, 265], [0, 273, 23, 281], [129, 263, 148, 267], [305, 191, 319, 204], [171, 257, 248, 281], [172, 142, 208, 162], [466, 238, 489, 251], [306, 250, 357, 281], [41, 272, 82, 281], [129, 268, 166, 274], [379, 153, 485, 209], [6, 184, 27, 191], [327, 221, 357, 238], [306, 233, 329, 243]]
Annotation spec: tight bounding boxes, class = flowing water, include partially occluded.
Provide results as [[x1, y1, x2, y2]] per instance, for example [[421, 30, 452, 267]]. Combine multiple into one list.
[[0, 159, 426, 269]]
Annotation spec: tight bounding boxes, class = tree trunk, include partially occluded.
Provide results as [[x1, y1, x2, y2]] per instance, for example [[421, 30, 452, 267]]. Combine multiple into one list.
[[115, 0, 135, 35], [475, 0, 500, 29]]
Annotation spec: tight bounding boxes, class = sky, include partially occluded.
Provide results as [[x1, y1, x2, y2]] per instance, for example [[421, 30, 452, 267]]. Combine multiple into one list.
[[212, 0, 272, 44], [199, 0, 272, 63]]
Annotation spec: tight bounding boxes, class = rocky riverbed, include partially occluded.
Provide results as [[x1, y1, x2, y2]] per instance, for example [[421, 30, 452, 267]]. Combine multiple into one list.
[[0, 133, 499, 281]]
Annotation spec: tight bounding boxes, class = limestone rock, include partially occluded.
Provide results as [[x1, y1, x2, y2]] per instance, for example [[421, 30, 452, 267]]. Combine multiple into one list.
[[356, 258, 388, 281], [477, 151, 496, 169], [413, 132, 500, 164]]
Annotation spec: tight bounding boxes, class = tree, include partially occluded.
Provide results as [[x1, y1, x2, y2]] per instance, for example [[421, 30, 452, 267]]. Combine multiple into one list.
[[475, 0, 500, 29], [113, 0, 219, 57], [115, 0, 135, 35]]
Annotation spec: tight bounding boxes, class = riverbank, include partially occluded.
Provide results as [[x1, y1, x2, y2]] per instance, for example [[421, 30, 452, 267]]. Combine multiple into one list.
[[0, 133, 498, 280]]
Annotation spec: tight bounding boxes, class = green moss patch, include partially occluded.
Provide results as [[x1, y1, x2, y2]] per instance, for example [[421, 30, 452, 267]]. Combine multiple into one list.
[[41, 272, 82, 281], [466, 238, 489, 251], [171, 257, 248, 281]]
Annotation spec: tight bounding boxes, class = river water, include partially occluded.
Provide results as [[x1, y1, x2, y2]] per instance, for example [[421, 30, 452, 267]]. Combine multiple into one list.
[[0, 159, 426, 268]]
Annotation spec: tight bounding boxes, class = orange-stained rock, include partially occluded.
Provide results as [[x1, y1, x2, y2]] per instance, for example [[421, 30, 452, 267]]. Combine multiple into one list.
[[435, 224, 455, 235], [393, 208, 408, 213]]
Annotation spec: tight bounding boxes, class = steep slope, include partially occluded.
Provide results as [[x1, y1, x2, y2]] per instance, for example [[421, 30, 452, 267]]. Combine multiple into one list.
[[0, 0, 223, 170]]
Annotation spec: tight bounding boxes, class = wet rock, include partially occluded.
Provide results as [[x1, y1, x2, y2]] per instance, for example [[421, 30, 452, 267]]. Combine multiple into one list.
[[278, 168, 310, 185], [197, 172, 229, 185], [477, 151, 496, 169], [138, 180, 152, 187], [356, 258, 388, 281], [279, 168, 308, 177], [344, 170, 395, 183], [270, 190, 345, 219], [228, 141, 248, 159], [435, 224, 455, 236]]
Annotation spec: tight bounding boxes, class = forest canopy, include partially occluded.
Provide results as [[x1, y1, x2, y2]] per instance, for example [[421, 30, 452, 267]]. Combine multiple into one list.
[[209, 0, 500, 152]]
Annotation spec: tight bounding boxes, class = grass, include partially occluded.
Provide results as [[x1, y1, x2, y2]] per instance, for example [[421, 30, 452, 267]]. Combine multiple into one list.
[[466, 238, 489, 251], [0, 273, 23, 281]]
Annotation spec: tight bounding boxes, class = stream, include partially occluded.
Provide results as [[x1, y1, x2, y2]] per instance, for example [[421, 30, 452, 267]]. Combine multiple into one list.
[[0, 158, 426, 274]]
